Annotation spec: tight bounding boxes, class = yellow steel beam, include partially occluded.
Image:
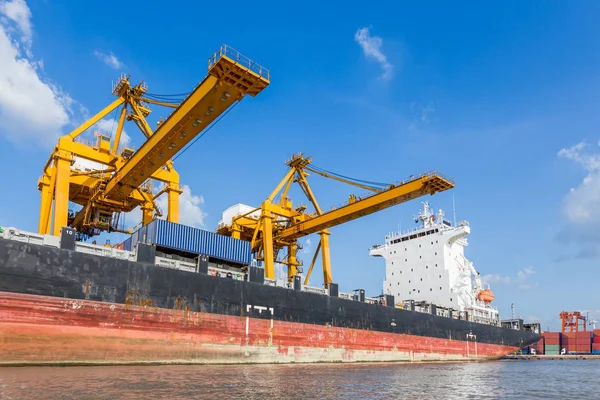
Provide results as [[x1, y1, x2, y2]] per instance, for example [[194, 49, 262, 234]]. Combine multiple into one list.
[[319, 231, 333, 287], [268, 168, 295, 202], [111, 105, 128, 155], [103, 50, 269, 202], [143, 98, 180, 108], [67, 98, 125, 140], [277, 173, 454, 240], [262, 206, 275, 279], [303, 240, 321, 286], [37, 164, 55, 234], [167, 182, 182, 223], [287, 243, 298, 280], [52, 151, 72, 236], [128, 100, 154, 138]]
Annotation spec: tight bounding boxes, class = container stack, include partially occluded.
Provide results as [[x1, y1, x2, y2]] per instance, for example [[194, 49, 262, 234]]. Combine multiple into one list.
[[543, 332, 562, 355], [592, 330, 600, 354], [575, 331, 592, 354], [533, 337, 545, 355], [562, 332, 573, 353]]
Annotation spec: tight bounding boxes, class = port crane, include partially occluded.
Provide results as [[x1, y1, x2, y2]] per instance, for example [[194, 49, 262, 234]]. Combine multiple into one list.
[[217, 154, 454, 287], [560, 311, 587, 333], [37, 46, 269, 237]]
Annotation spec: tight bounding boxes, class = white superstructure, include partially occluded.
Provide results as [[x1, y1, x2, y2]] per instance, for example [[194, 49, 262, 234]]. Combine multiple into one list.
[[370, 202, 500, 325]]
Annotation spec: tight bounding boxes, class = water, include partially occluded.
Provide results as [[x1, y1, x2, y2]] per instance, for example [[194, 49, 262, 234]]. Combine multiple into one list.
[[1, 360, 599, 399]]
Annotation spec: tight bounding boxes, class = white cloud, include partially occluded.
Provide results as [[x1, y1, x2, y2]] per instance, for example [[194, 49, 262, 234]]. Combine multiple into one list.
[[558, 141, 600, 225], [156, 184, 206, 228], [354, 27, 393, 81], [0, 0, 77, 147], [482, 273, 511, 285], [517, 266, 535, 280], [92, 118, 131, 148], [0, 0, 32, 48], [483, 266, 536, 287], [94, 50, 124, 70], [302, 238, 312, 255]]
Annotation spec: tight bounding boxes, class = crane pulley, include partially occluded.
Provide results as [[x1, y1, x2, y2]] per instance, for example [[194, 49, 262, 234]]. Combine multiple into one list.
[[38, 45, 270, 238], [217, 153, 454, 287]]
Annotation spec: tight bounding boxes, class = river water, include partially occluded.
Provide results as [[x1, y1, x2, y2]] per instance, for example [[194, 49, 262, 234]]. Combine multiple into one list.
[[0, 360, 599, 399]]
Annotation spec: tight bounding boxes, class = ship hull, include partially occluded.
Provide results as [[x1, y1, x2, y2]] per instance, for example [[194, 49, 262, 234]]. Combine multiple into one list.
[[0, 238, 538, 365], [0, 292, 516, 365]]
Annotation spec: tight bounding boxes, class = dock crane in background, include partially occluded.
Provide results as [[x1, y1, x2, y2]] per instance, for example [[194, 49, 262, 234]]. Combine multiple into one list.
[[560, 311, 587, 333], [217, 153, 454, 287], [37, 46, 269, 237]]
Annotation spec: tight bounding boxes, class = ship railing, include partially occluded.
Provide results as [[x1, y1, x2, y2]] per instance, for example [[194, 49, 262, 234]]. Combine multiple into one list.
[[156, 256, 197, 273], [264, 278, 291, 288], [208, 44, 270, 81], [0, 227, 60, 248], [303, 285, 327, 295], [365, 296, 383, 305], [77, 241, 135, 261], [339, 292, 354, 300], [208, 266, 246, 281]]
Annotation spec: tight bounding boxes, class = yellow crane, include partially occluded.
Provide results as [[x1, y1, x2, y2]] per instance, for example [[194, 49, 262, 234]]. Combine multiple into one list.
[[38, 45, 269, 237], [217, 154, 454, 287]]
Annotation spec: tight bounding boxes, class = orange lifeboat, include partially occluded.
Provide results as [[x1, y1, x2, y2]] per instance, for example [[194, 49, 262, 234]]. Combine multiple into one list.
[[477, 289, 495, 303]]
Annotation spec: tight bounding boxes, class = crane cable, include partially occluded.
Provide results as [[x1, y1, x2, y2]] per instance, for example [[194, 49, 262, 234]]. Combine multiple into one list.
[[307, 164, 391, 191], [172, 101, 239, 162]]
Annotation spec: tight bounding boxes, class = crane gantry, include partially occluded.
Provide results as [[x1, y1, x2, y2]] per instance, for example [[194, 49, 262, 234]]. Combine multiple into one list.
[[217, 154, 454, 287], [38, 45, 269, 237]]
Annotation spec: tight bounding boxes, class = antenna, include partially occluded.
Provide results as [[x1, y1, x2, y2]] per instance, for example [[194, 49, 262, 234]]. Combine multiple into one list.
[[511, 303, 515, 319], [452, 193, 457, 227]]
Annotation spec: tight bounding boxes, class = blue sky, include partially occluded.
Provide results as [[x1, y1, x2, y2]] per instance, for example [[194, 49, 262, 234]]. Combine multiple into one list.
[[1, 0, 599, 330]]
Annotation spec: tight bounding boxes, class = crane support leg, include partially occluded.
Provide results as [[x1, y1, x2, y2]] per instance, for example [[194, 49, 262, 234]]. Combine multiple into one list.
[[67, 98, 125, 140], [52, 152, 71, 236], [287, 243, 298, 281], [141, 202, 154, 226], [303, 240, 322, 286], [111, 105, 128, 155], [38, 165, 55, 234], [262, 212, 275, 279], [167, 182, 181, 223], [319, 231, 332, 288]]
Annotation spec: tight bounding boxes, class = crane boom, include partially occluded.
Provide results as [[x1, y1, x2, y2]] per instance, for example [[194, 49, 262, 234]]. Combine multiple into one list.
[[277, 172, 453, 240], [218, 154, 454, 287], [103, 46, 269, 201], [38, 45, 269, 238]]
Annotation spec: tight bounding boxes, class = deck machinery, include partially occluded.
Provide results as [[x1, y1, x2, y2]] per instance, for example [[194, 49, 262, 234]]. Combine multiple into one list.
[[37, 45, 269, 238]]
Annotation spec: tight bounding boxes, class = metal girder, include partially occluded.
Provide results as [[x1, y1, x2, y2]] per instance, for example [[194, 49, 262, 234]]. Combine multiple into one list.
[[277, 173, 454, 241], [103, 50, 270, 201]]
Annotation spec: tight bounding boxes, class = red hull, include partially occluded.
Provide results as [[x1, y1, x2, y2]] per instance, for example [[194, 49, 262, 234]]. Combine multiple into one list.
[[0, 292, 517, 365]]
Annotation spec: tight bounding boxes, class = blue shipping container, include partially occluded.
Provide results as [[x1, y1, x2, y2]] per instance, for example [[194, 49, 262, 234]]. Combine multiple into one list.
[[129, 219, 252, 265]]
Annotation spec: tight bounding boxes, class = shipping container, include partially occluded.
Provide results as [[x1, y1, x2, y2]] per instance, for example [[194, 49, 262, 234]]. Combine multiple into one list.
[[123, 237, 132, 252], [593, 343, 600, 352], [127, 219, 252, 265]]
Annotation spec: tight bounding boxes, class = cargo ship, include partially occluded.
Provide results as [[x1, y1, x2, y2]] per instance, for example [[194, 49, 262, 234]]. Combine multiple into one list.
[[0, 202, 539, 365], [0, 45, 538, 365]]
